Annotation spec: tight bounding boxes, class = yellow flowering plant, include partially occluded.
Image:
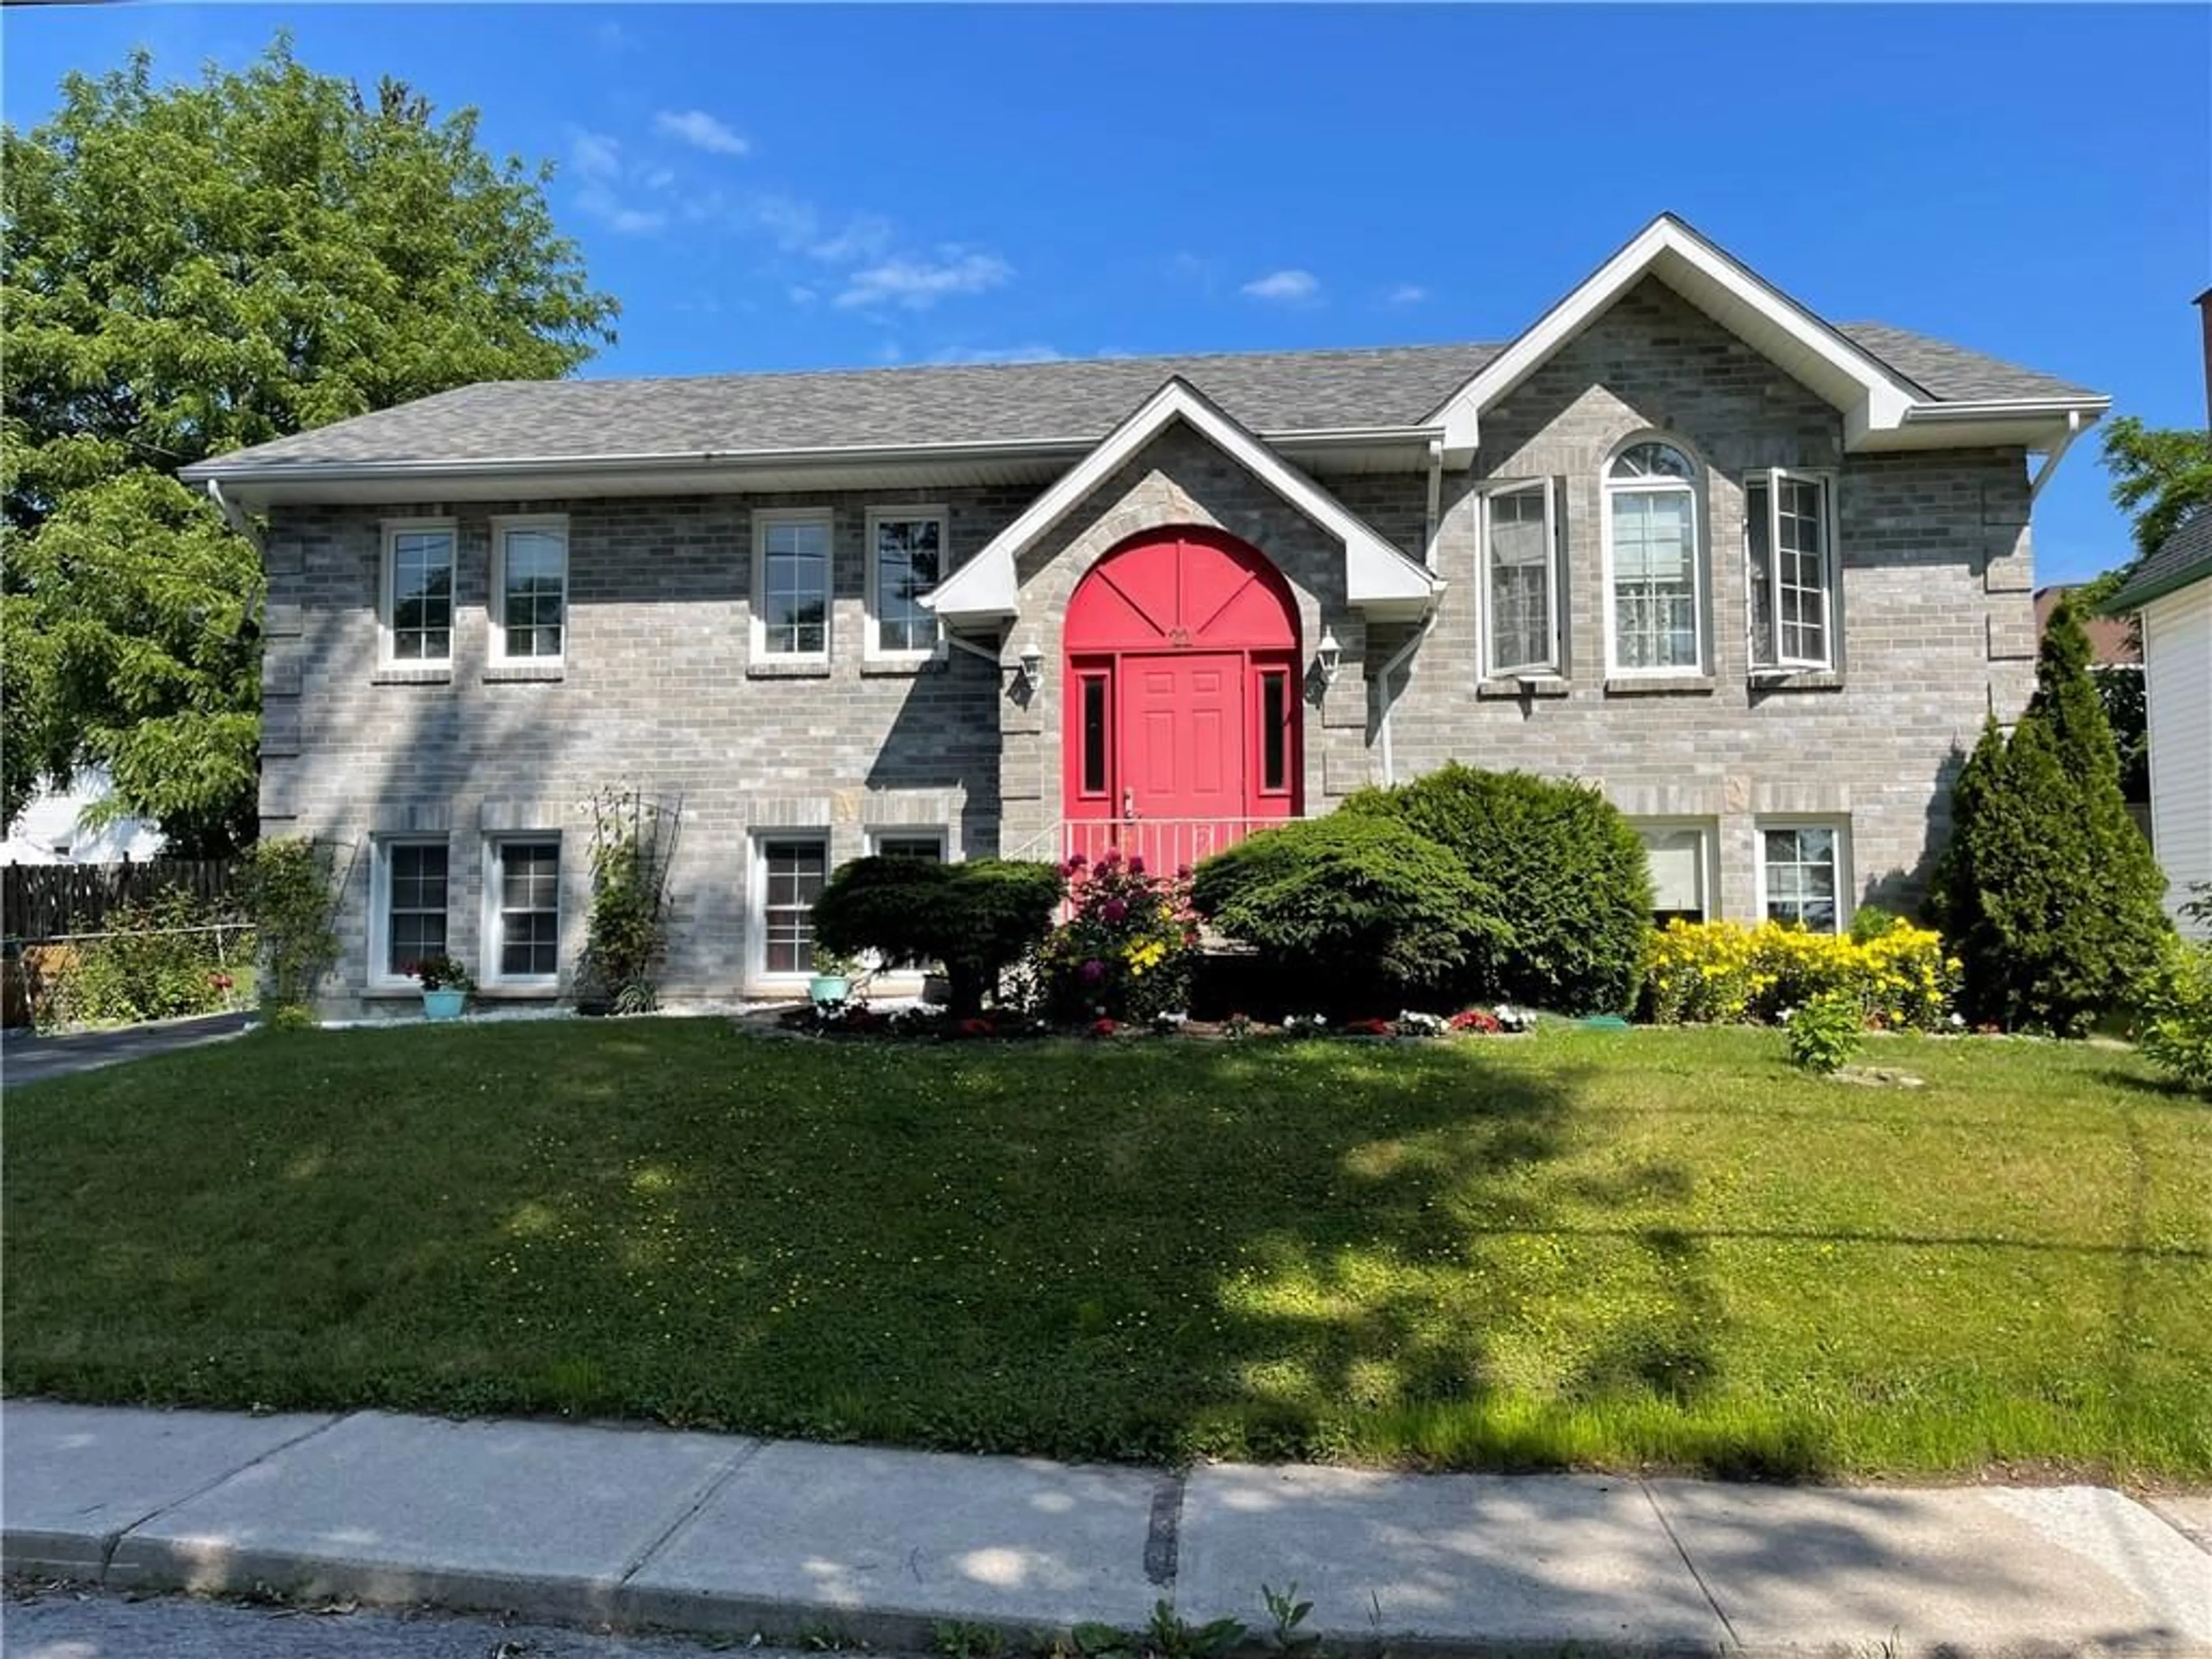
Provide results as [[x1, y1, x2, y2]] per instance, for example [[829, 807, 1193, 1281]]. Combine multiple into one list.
[[1642, 918, 1959, 1030]]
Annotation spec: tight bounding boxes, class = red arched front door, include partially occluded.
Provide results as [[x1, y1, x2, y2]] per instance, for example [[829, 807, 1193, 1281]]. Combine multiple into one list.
[[1063, 527, 1301, 871]]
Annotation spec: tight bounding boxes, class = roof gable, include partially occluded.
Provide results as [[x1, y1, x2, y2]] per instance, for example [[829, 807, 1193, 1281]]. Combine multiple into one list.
[[925, 378, 1438, 627], [1427, 215, 1923, 457]]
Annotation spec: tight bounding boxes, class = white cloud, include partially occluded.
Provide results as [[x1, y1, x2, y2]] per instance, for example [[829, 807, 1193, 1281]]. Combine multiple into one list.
[[788, 285, 819, 306], [929, 343, 1063, 365], [577, 184, 666, 236], [569, 129, 622, 183], [1386, 283, 1429, 306], [835, 251, 1013, 311], [808, 214, 895, 265], [1242, 268, 1320, 304], [654, 109, 751, 157]]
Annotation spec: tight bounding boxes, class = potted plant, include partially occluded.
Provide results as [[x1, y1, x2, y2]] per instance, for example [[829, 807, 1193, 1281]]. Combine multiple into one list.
[[407, 954, 474, 1021], [808, 949, 862, 1008]]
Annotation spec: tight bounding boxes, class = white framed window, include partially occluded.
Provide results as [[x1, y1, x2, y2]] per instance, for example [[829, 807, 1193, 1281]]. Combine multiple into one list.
[[491, 516, 569, 662], [753, 832, 830, 979], [380, 520, 456, 666], [370, 836, 450, 986], [1746, 471, 1837, 670], [1635, 822, 1715, 927], [1482, 480, 1560, 677], [1758, 820, 1851, 935], [483, 835, 562, 987], [752, 509, 833, 661], [867, 827, 949, 863], [865, 828, 947, 972], [1603, 440, 1703, 675], [865, 507, 945, 660]]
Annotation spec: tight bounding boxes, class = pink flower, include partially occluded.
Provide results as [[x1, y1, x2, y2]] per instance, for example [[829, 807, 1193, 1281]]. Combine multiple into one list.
[[1127, 856, 1146, 876], [1063, 854, 1088, 874], [1081, 959, 1107, 984], [1102, 898, 1128, 923]]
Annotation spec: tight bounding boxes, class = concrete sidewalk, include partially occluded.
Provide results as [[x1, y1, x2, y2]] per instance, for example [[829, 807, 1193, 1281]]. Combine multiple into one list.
[[3, 1402, 2206, 1658]]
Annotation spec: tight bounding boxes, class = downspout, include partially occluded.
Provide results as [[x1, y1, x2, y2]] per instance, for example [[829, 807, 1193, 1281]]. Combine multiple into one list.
[[1374, 440, 1450, 787], [203, 478, 262, 553], [2027, 409, 2085, 505], [1374, 608, 1440, 788], [1423, 438, 1444, 565]]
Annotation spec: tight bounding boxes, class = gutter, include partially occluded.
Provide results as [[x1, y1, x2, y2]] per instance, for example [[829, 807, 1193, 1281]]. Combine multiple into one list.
[[1898, 396, 2111, 425], [1374, 607, 1441, 787], [179, 425, 1448, 491]]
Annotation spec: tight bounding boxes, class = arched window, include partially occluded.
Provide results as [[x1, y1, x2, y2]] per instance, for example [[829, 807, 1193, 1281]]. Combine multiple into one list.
[[1605, 440, 1702, 672]]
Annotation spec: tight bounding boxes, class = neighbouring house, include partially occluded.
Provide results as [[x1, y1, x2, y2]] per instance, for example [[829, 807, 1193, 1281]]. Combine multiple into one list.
[[180, 214, 2109, 1015], [2, 769, 165, 866], [2106, 509, 2212, 939]]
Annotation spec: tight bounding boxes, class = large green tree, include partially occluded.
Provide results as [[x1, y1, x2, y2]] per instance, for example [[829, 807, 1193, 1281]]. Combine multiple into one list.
[[2101, 415, 2212, 566], [2, 40, 617, 853], [1933, 598, 2169, 1034]]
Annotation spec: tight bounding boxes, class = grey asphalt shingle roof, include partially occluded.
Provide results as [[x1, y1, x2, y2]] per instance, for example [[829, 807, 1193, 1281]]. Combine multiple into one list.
[[1835, 322, 2102, 404], [2108, 508, 2212, 611], [190, 327, 2102, 475]]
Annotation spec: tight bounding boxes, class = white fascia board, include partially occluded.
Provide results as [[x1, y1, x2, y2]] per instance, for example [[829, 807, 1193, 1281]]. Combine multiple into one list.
[[925, 377, 1437, 624], [1426, 214, 1925, 450]]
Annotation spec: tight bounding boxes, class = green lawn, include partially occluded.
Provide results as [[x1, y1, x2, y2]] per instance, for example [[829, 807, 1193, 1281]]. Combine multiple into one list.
[[5, 1021, 2207, 1482]]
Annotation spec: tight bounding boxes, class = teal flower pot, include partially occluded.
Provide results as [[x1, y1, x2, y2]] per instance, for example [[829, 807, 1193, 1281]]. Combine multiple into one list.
[[422, 988, 467, 1021], [808, 974, 851, 1006]]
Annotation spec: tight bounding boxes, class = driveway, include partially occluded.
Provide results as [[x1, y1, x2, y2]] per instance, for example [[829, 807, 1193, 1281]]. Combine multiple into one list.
[[2, 1011, 252, 1086]]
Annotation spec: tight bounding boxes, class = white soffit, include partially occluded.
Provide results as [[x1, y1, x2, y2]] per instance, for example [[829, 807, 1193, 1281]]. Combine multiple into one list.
[[924, 377, 1438, 626]]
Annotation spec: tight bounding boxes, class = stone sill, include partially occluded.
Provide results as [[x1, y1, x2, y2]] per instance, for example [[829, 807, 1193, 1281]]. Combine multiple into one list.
[[483, 662, 566, 684], [1603, 675, 1717, 696], [1476, 675, 1572, 700], [370, 666, 452, 687], [746, 661, 832, 680], [1748, 669, 1846, 693], [859, 657, 938, 678]]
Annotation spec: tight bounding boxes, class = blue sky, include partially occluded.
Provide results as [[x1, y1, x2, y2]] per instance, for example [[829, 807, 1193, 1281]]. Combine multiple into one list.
[[5, 5, 2207, 583]]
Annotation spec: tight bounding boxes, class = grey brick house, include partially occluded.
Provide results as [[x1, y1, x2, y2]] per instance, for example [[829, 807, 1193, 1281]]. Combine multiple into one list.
[[183, 215, 2108, 1014]]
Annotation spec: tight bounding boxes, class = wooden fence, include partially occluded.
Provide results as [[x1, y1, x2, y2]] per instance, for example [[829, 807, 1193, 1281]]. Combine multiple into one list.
[[2, 858, 240, 942]]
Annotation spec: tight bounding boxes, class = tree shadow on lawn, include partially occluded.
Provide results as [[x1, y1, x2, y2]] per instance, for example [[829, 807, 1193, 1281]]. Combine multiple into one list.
[[10, 1024, 2194, 1479]]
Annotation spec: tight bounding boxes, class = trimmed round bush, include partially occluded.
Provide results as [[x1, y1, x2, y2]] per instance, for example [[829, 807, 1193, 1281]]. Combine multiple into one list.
[[1190, 815, 1506, 1010], [813, 855, 1065, 1017], [1343, 763, 1652, 1013]]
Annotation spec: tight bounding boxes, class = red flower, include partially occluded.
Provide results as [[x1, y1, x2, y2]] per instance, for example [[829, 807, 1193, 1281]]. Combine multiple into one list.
[[1449, 1009, 1503, 1033], [1090, 1017, 1118, 1037], [1127, 855, 1146, 876], [957, 1017, 995, 1038], [1347, 1017, 1393, 1036], [1101, 898, 1128, 923]]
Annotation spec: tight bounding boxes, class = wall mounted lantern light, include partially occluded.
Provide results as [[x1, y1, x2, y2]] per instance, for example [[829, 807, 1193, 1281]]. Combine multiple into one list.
[[1017, 637, 1044, 691], [1315, 625, 1342, 687]]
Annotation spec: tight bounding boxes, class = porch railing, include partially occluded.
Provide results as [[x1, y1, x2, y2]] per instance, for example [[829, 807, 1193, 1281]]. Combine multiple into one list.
[[1014, 817, 1283, 877]]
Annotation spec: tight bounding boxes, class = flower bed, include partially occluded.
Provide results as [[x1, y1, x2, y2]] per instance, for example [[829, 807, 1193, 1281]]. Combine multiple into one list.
[[777, 999, 1536, 1043]]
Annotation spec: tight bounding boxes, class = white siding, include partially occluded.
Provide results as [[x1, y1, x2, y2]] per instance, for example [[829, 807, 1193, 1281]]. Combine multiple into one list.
[[2143, 580, 2212, 938]]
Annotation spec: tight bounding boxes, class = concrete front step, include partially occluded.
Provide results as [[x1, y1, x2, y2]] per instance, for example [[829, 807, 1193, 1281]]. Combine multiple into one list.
[[3, 1401, 2206, 1657]]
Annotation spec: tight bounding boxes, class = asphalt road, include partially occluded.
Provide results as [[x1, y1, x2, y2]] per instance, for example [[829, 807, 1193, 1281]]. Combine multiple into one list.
[[0, 1011, 252, 1086], [4, 1583, 823, 1658]]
